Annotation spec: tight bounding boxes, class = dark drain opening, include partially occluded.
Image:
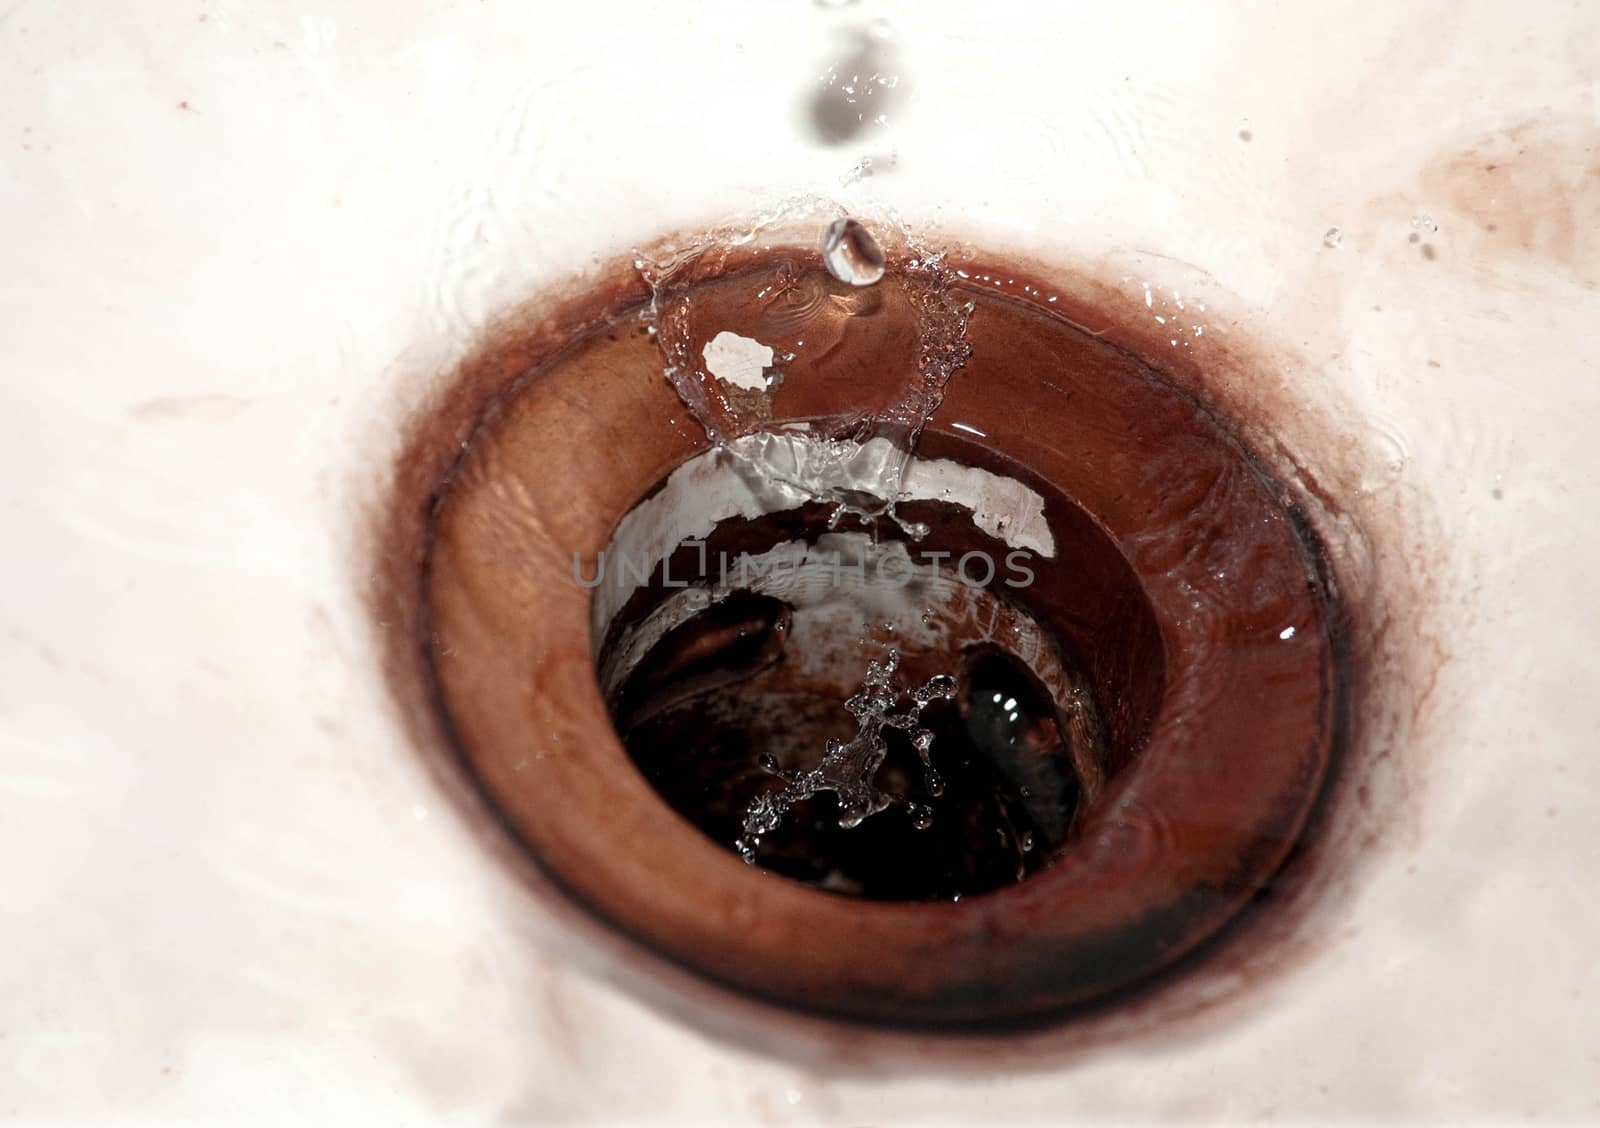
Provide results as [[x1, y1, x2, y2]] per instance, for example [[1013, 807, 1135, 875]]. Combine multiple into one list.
[[617, 629, 1091, 900], [594, 442, 1165, 902]]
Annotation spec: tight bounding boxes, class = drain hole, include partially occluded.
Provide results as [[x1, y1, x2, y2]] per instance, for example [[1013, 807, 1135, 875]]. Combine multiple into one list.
[[614, 608, 1085, 900], [414, 239, 1350, 1024], [596, 440, 1163, 901]]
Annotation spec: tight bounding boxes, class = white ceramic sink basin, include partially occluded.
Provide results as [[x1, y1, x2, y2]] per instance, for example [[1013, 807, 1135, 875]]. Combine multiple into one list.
[[2, 0, 1596, 1119]]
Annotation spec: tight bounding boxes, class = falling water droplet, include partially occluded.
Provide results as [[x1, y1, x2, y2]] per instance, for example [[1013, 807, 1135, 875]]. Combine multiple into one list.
[[908, 803, 934, 830], [823, 217, 886, 287], [925, 768, 945, 797], [758, 753, 781, 774]]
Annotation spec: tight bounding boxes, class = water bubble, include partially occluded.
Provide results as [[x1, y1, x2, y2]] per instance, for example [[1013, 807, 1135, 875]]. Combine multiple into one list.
[[823, 217, 886, 286]]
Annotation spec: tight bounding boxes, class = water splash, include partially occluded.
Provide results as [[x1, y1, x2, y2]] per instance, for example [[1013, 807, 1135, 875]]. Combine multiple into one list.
[[735, 647, 957, 860], [634, 203, 972, 531]]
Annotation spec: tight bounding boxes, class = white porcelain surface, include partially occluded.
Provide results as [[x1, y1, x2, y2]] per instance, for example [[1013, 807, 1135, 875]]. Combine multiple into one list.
[[2, 1, 1597, 1120]]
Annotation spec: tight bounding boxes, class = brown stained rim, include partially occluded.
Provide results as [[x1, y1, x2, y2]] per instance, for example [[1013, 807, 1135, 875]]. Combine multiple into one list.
[[412, 243, 1350, 1030]]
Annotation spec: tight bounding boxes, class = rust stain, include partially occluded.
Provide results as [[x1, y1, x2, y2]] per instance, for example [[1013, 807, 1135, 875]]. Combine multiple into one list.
[[1417, 120, 1600, 283], [357, 226, 1451, 1056]]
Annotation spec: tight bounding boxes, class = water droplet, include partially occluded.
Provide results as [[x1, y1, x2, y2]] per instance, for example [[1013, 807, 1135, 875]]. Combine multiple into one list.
[[1323, 227, 1343, 249], [1020, 832, 1035, 852], [758, 753, 781, 774], [908, 803, 934, 830], [925, 768, 945, 797], [922, 673, 958, 698], [823, 218, 886, 287], [841, 156, 874, 184]]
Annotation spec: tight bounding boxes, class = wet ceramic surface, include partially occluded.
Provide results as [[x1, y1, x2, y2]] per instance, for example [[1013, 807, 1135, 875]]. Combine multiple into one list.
[[2, 0, 1597, 1119]]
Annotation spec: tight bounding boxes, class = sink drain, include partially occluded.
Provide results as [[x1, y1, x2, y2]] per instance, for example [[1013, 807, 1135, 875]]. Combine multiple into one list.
[[413, 237, 1346, 1028]]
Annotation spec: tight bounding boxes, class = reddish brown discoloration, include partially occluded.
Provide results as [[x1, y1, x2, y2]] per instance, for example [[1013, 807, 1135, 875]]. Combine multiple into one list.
[[359, 225, 1441, 1050], [1416, 121, 1600, 284]]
